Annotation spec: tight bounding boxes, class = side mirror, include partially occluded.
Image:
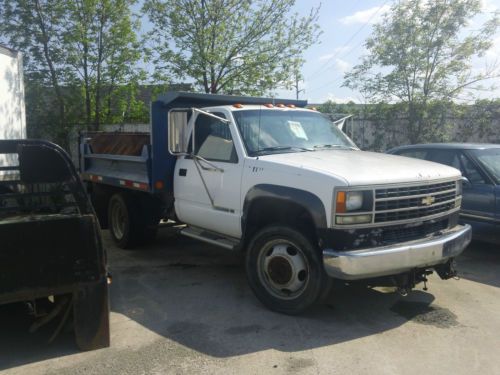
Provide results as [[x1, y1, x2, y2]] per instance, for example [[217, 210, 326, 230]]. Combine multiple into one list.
[[461, 176, 470, 187], [168, 109, 190, 155]]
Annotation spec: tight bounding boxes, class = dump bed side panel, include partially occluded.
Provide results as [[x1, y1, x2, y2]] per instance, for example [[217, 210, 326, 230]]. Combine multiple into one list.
[[88, 132, 150, 156], [80, 132, 154, 193]]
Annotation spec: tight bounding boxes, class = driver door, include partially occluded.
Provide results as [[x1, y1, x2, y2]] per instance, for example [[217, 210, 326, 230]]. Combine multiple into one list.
[[173, 111, 243, 238]]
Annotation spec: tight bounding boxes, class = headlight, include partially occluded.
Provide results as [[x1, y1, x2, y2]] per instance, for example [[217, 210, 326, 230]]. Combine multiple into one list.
[[334, 189, 374, 226], [346, 191, 363, 211], [335, 190, 370, 212]]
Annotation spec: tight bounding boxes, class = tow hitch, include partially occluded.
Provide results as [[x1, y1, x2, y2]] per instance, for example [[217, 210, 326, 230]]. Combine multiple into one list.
[[435, 260, 459, 280], [394, 260, 458, 296], [395, 269, 433, 296]]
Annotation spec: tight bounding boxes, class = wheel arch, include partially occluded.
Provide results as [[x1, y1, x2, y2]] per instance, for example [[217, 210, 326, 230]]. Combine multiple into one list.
[[241, 184, 327, 247]]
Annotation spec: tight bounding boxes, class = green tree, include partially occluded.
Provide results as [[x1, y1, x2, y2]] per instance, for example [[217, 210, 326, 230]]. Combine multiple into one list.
[[64, 0, 143, 130], [344, 0, 499, 143], [0, 0, 71, 144], [0, 0, 143, 141], [143, 0, 320, 95]]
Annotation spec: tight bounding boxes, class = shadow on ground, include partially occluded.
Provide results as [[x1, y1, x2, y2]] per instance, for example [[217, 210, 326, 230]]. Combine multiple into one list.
[[457, 240, 500, 288], [105, 229, 445, 358], [0, 303, 78, 370], [1, 229, 496, 370]]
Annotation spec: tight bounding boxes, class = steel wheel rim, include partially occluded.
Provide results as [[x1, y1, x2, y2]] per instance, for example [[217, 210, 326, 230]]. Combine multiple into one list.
[[257, 238, 310, 300], [111, 200, 126, 240]]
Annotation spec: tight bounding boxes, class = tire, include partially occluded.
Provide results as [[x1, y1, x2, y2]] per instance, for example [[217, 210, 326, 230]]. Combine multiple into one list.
[[108, 193, 138, 248], [137, 195, 160, 244], [245, 225, 329, 314], [108, 193, 160, 248]]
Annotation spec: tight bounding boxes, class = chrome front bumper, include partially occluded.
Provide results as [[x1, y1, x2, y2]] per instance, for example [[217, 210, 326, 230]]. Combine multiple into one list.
[[323, 224, 471, 280]]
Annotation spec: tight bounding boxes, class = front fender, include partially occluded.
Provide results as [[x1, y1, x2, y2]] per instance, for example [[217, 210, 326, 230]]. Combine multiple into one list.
[[242, 184, 327, 238]]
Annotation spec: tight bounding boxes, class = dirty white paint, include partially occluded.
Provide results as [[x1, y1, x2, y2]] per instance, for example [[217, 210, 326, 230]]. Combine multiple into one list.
[[0, 45, 26, 167]]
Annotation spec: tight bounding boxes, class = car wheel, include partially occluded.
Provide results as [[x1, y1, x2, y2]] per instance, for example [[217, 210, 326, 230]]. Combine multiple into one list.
[[246, 225, 328, 314]]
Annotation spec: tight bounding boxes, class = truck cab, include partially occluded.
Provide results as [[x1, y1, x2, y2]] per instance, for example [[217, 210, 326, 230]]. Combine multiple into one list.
[[81, 92, 471, 314]]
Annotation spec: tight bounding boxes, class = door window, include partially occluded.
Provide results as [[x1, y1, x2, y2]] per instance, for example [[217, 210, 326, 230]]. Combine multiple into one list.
[[427, 150, 461, 170], [459, 154, 486, 184], [193, 113, 238, 163], [397, 149, 428, 160]]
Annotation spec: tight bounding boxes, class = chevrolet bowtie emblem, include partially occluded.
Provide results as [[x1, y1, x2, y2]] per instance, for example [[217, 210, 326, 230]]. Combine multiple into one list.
[[421, 196, 435, 206]]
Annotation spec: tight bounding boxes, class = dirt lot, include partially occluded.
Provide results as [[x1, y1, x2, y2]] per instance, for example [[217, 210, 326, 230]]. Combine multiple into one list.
[[1, 228, 499, 375]]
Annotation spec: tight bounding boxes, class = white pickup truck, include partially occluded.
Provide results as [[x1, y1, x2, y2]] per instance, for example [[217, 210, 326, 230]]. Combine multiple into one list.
[[81, 92, 471, 314]]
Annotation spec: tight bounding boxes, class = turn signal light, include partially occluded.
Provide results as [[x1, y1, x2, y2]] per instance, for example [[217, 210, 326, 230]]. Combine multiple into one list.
[[336, 191, 346, 213]]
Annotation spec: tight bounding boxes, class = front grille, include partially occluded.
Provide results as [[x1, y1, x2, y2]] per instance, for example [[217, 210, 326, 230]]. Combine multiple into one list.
[[381, 219, 448, 244], [374, 180, 458, 224], [375, 181, 456, 199]]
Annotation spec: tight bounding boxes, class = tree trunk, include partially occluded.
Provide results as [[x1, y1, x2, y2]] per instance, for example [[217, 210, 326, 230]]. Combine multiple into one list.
[[34, 0, 67, 147]]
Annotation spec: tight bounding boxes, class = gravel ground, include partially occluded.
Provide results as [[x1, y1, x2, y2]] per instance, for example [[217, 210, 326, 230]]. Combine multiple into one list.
[[1, 228, 499, 375]]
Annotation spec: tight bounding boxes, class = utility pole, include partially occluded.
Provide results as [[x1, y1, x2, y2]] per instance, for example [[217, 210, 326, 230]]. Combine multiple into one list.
[[294, 74, 305, 100]]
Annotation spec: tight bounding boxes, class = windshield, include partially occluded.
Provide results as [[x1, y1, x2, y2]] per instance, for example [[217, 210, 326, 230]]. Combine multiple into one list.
[[233, 109, 357, 156], [471, 148, 500, 183]]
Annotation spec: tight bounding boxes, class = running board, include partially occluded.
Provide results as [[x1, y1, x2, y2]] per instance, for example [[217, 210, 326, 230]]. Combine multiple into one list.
[[180, 227, 239, 250]]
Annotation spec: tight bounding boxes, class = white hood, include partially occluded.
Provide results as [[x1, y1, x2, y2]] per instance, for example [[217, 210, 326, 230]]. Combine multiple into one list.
[[259, 150, 461, 186]]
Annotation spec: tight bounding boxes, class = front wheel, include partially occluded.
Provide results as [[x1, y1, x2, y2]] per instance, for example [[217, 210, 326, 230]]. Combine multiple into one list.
[[245, 225, 329, 314]]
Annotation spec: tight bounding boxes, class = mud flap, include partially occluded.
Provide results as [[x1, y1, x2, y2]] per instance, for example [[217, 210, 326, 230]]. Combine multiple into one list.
[[73, 279, 110, 350]]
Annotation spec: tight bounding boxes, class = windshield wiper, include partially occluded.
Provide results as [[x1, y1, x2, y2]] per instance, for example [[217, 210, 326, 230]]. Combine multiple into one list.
[[252, 146, 312, 156], [314, 144, 357, 150]]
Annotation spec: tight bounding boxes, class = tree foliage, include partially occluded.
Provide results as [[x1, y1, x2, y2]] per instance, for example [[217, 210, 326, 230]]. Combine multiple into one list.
[[344, 0, 499, 143], [143, 0, 320, 95], [0, 0, 144, 141], [318, 100, 500, 151], [0, 0, 69, 144], [64, 0, 144, 130]]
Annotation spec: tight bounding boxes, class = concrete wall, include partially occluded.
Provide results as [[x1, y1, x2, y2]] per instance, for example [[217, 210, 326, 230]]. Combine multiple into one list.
[[0, 45, 26, 167]]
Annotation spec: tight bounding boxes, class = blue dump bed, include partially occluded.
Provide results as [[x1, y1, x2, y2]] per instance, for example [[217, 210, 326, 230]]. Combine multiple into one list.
[[79, 91, 307, 194]]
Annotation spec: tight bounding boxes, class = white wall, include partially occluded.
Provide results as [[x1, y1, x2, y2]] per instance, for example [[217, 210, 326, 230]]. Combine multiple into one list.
[[0, 45, 26, 167]]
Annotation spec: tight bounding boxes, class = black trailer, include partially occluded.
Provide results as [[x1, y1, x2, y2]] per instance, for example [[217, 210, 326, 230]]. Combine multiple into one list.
[[0, 140, 109, 350]]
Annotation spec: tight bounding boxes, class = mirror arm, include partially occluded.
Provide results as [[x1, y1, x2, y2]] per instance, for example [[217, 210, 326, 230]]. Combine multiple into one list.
[[193, 154, 224, 172], [192, 108, 229, 123]]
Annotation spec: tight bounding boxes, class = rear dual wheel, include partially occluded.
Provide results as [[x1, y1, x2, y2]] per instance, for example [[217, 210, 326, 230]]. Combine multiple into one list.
[[108, 193, 158, 249], [246, 225, 330, 314]]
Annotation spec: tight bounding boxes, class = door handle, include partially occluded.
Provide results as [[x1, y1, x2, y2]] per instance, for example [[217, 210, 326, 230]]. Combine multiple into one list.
[[179, 168, 187, 176]]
